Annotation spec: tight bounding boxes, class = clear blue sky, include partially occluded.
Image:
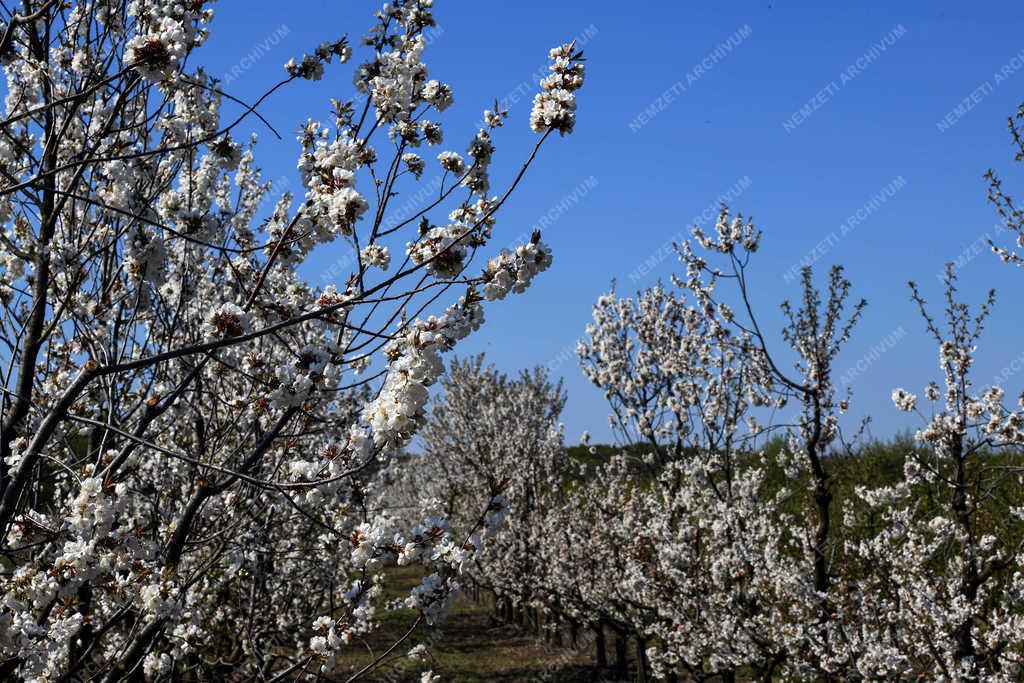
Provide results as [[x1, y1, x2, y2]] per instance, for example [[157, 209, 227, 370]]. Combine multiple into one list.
[[199, 0, 1024, 445]]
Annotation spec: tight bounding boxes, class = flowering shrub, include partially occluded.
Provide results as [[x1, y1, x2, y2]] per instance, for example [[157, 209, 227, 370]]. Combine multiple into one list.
[[0, 0, 584, 679]]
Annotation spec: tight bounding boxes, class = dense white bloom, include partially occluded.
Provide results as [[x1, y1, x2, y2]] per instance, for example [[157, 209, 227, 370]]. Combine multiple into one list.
[[361, 243, 391, 270], [892, 387, 918, 412], [530, 43, 586, 135], [126, 10, 202, 82], [437, 150, 465, 174], [202, 302, 250, 339], [402, 152, 426, 178], [482, 238, 553, 301], [408, 224, 469, 278], [406, 573, 460, 625], [421, 79, 453, 111], [421, 120, 443, 144]]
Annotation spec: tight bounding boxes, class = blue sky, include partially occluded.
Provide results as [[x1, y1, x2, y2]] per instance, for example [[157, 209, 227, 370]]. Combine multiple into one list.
[[199, 1, 1024, 445]]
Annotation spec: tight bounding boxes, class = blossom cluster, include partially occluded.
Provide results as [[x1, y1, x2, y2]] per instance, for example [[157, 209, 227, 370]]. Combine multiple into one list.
[[530, 43, 586, 135], [285, 38, 352, 81], [482, 236, 553, 301], [126, 1, 212, 82]]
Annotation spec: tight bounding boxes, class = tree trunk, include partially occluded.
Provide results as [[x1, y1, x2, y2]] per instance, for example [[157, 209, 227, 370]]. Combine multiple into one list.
[[635, 637, 649, 683], [595, 622, 607, 668], [614, 628, 628, 679]]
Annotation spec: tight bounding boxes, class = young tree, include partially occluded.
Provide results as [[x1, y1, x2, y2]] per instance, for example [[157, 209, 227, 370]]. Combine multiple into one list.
[[574, 254, 786, 678], [569, 209, 869, 679], [394, 356, 568, 628], [0, 1, 584, 679], [848, 268, 1024, 680]]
